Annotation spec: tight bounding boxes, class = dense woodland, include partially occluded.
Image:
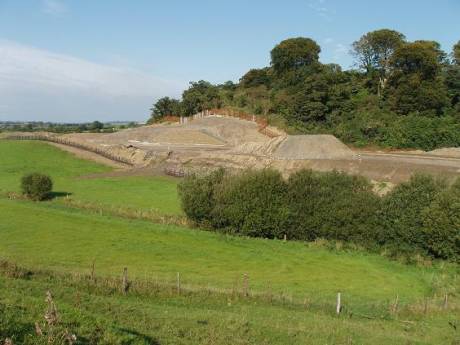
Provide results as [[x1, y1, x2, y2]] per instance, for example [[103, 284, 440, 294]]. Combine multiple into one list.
[[150, 29, 460, 150]]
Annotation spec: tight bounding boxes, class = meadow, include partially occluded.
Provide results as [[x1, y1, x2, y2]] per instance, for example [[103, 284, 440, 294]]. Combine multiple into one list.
[[0, 141, 181, 215], [0, 140, 459, 344]]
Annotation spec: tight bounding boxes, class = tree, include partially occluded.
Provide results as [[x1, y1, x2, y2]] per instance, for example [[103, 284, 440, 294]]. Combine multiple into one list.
[[422, 180, 460, 260], [21, 173, 53, 201], [278, 64, 351, 124], [239, 68, 271, 88], [352, 29, 406, 95], [270, 38, 321, 74], [453, 40, 460, 65], [148, 97, 181, 123], [378, 174, 445, 252], [181, 80, 222, 116], [386, 41, 448, 115], [90, 121, 104, 131], [444, 65, 460, 110]]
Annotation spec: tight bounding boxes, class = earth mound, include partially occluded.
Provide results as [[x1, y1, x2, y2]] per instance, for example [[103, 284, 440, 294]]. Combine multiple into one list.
[[273, 135, 356, 160]]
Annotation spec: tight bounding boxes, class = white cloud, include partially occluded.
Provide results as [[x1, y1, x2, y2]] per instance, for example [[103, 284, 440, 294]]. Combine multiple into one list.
[[0, 40, 184, 122], [42, 0, 67, 15], [308, 0, 333, 21]]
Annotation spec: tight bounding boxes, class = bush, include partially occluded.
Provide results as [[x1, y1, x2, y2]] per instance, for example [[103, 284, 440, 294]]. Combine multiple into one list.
[[377, 174, 445, 253], [177, 169, 224, 226], [21, 173, 53, 201], [211, 169, 290, 238], [422, 179, 460, 261], [286, 170, 380, 243], [177, 168, 459, 261]]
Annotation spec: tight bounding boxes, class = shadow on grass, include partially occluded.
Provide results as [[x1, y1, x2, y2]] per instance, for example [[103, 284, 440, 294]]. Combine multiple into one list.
[[46, 191, 72, 200]]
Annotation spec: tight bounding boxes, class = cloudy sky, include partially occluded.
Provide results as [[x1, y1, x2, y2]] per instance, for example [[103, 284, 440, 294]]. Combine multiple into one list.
[[0, 0, 459, 122]]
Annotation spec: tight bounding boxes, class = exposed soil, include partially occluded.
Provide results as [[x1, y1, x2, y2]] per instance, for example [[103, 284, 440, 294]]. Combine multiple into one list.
[[12, 115, 460, 185]]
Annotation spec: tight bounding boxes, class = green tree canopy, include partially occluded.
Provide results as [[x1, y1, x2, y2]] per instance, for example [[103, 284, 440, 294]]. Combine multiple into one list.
[[454, 40, 460, 65], [149, 97, 181, 122], [270, 38, 321, 74], [240, 68, 271, 88], [352, 29, 405, 95], [390, 41, 442, 79], [181, 80, 222, 116]]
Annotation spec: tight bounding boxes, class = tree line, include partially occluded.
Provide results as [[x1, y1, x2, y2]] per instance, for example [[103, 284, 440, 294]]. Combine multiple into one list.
[[178, 169, 460, 262], [149, 29, 460, 150]]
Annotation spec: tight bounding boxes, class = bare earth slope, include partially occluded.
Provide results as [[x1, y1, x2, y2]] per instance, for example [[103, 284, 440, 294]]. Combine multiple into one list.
[[273, 135, 355, 160], [9, 114, 460, 184]]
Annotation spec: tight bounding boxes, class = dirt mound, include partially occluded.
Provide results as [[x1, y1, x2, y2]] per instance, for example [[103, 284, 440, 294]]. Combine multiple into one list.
[[187, 116, 271, 145], [273, 135, 355, 160], [79, 126, 225, 146], [232, 136, 287, 156]]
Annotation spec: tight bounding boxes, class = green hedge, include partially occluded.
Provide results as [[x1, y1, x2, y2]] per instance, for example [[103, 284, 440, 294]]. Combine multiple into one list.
[[179, 169, 460, 262]]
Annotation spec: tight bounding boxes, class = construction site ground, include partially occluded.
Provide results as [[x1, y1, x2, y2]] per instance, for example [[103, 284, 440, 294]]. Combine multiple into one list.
[[9, 115, 460, 186]]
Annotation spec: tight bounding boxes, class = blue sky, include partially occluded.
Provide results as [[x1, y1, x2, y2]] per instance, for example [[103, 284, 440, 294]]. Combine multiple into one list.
[[0, 0, 459, 122]]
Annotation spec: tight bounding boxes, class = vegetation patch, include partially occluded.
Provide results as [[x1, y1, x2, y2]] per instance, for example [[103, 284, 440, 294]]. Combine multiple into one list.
[[179, 169, 460, 262]]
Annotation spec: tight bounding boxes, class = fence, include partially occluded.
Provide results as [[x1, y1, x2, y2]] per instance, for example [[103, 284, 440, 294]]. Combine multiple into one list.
[[2, 259, 454, 321], [5, 134, 134, 167]]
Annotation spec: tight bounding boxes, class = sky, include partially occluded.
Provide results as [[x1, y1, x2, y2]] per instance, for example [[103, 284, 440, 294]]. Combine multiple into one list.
[[0, 0, 459, 123]]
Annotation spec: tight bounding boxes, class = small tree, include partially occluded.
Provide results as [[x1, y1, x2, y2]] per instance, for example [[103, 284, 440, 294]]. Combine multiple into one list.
[[21, 173, 53, 201]]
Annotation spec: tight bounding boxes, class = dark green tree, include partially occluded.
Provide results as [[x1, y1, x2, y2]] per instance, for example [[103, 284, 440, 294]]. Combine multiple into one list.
[[21, 173, 53, 201], [181, 80, 222, 116], [270, 38, 321, 74], [90, 121, 104, 131], [452, 40, 460, 65], [352, 29, 406, 95], [386, 41, 448, 115], [148, 97, 181, 123], [240, 68, 271, 88], [422, 179, 460, 260]]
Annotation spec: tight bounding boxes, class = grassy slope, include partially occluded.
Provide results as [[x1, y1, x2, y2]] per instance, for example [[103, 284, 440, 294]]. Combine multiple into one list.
[[1, 269, 458, 345], [0, 141, 181, 215], [1, 139, 459, 344], [0, 198, 451, 303]]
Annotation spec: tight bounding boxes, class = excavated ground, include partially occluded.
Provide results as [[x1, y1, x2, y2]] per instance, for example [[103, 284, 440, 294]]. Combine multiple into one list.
[[15, 115, 460, 185]]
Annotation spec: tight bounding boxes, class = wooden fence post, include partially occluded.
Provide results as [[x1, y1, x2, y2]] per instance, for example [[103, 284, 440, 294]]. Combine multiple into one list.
[[122, 267, 129, 294], [443, 294, 448, 310], [392, 294, 399, 314], [336, 292, 341, 315], [90, 261, 95, 282], [243, 273, 249, 297], [176, 272, 181, 294]]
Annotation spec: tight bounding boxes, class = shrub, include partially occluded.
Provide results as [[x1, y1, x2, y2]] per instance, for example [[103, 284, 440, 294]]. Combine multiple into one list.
[[177, 169, 224, 225], [286, 170, 380, 243], [21, 173, 53, 201], [377, 174, 445, 253], [211, 169, 290, 238], [421, 179, 460, 261]]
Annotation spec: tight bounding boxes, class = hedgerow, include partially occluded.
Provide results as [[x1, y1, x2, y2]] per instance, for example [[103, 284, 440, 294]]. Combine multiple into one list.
[[178, 169, 460, 262]]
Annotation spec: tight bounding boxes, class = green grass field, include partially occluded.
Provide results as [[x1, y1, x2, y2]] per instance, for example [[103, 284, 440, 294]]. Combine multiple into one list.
[[0, 141, 181, 215], [1, 139, 459, 344], [1, 264, 458, 345]]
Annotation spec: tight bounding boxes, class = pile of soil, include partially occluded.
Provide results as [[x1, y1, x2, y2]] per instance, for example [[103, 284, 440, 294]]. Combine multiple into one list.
[[273, 135, 356, 160]]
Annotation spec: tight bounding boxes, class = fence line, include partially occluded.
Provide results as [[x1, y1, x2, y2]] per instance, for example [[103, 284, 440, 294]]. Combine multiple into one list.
[[5, 134, 134, 166], [1, 260, 455, 320]]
